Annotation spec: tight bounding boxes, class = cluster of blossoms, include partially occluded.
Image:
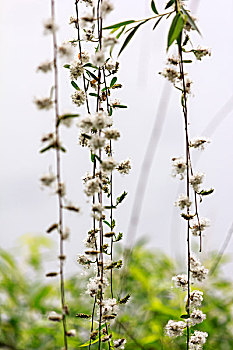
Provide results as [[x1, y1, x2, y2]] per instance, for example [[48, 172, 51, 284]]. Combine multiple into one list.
[[35, 6, 82, 347], [161, 1, 213, 348], [70, 0, 130, 348]]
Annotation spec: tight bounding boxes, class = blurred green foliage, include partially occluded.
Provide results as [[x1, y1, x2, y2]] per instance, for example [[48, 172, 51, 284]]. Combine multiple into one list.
[[0, 235, 233, 349]]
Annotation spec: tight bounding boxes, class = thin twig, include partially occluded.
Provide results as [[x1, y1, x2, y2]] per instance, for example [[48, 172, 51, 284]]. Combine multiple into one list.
[[51, 0, 68, 348]]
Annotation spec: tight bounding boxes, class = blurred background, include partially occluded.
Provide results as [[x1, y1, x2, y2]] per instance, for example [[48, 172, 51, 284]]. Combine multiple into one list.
[[0, 0, 233, 277]]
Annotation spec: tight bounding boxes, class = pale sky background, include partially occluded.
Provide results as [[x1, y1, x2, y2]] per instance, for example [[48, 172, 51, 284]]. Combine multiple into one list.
[[1, 0, 233, 274]]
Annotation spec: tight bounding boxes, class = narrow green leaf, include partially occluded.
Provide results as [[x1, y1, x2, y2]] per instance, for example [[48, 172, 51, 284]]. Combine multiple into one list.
[[115, 232, 123, 242], [153, 16, 163, 30], [200, 188, 214, 196], [39, 145, 54, 154], [112, 104, 127, 108], [103, 220, 111, 228], [109, 107, 113, 116], [167, 13, 184, 50], [116, 191, 128, 206], [110, 77, 117, 87], [103, 20, 136, 30], [183, 60, 192, 63], [63, 64, 70, 69], [89, 92, 98, 97], [181, 7, 201, 35], [105, 205, 117, 209], [180, 314, 189, 319], [151, 0, 159, 14], [83, 63, 97, 68], [71, 81, 80, 90], [118, 20, 149, 57], [57, 113, 79, 126], [86, 70, 99, 81], [116, 25, 126, 39], [165, 0, 175, 9]]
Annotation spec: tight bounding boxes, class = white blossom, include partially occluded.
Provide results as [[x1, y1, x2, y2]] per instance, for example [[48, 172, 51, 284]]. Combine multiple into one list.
[[103, 35, 118, 48], [81, 13, 95, 28], [78, 115, 93, 132], [101, 157, 118, 172], [43, 18, 58, 35], [71, 90, 86, 106], [34, 97, 53, 110], [194, 46, 211, 61], [161, 67, 180, 83], [77, 254, 91, 268], [191, 217, 210, 237], [174, 194, 192, 210], [48, 311, 62, 322], [70, 60, 84, 80], [104, 128, 120, 140], [117, 159, 131, 175], [113, 339, 126, 349], [165, 320, 186, 337], [86, 275, 109, 297], [92, 111, 112, 129], [84, 177, 101, 196], [189, 137, 210, 150], [190, 252, 208, 282], [189, 290, 203, 307], [78, 50, 90, 63], [190, 331, 208, 349], [101, 0, 114, 17], [67, 329, 76, 337], [89, 134, 106, 150], [172, 157, 186, 179], [189, 309, 206, 325], [92, 50, 105, 67], [37, 61, 52, 73], [172, 274, 188, 290], [190, 172, 205, 192], [40, 173, 56, 187], [58, 42, 73, 59]]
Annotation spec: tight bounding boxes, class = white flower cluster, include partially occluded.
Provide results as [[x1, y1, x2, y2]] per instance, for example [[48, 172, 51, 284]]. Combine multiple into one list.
[[190, 252, 208, 282], [165, 320, 186, 337]]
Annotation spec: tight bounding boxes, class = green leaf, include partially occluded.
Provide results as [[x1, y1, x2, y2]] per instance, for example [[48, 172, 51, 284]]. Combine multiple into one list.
[[89, 93, 98, 97], [116, 191, 128, 206], [71, 81, 80, 90], [119, 294, 131, 304], [86, 70, 99, 81], [115, 232, 123, 242], [153, 16, 163, 30], [183, 60, 192, 63], [103, 220, 111, 228], [39, 145, 54, 154], [200, 188, 214, 196], [118, 20, 149, 56], [181, 6, 201, 35], [103, 20, 136, 30], [110, 77, 117, 87], [167, 13, 184, 50], [57, 113, 79, 126], [105, 205, 117, 209], [63, 64, 70, 69], [83, 63, 97, 68], [151, 0, 159, 14], [165, 0, 175, 9], [40, 143, 66, 153], [109, 107, 113, 116], [116, 25, 126, 39], [180, 314, 189, 319], [112, 104, 127, 108]]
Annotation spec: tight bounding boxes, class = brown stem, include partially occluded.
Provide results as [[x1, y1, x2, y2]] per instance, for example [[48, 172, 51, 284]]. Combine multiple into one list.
[[51, 0, 68, 349]]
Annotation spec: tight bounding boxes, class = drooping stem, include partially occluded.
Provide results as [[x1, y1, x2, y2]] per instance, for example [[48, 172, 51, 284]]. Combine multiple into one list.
[[75, 0, 90, 114], [177, 41, 190, 350], [51, 0, 68, 348]]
